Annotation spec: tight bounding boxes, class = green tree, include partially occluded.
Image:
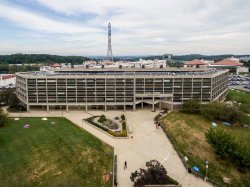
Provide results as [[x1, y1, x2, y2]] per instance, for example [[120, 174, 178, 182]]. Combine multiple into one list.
[[201, 102, 240, 123], [182, 100, 201, 113], [130, 160, 178, 186], [8, 91, 20, 108], [0, 108, 9, 127], [206, 128, 250, 169], [121, 114, 125, 121], [98, 114, 106, 123]]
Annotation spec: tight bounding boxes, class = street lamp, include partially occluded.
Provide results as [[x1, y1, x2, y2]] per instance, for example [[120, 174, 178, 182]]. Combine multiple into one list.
[[204, 161, 209, 182]]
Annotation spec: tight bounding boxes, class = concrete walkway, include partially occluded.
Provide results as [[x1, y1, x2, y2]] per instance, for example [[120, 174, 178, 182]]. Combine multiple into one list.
[[9, 109, 212, 187]]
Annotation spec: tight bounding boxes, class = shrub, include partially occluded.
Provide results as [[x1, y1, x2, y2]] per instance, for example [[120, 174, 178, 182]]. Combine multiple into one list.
[[108, 130, 127, 137], [121, 114, 125, 121], [182, 100, 201, 114], [201, 102, 240, 123], [0, 108, 9, 127], [122, 121, 126, 130], [86, 116, 108, 132], [98, 114, 106, 123], [206, 128, 250, 169], [130, 160, 179, 186]]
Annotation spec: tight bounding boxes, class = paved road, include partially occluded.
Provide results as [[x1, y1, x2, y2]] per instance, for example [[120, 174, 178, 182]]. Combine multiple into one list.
[[9, 109, 212, 187]]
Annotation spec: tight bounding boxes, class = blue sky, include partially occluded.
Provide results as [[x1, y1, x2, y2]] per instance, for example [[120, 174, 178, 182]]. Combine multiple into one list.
[[0, 0, 249, 56]]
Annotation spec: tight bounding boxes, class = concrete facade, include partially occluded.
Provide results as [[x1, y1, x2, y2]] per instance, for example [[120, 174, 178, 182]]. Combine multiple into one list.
[[16, 68, 229, 112]]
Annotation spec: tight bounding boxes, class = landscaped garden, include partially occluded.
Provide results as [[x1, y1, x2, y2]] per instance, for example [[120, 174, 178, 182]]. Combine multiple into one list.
[[85, 114, 128, 137], [161, 111, 250, 187], [0, 117, 114, 187]]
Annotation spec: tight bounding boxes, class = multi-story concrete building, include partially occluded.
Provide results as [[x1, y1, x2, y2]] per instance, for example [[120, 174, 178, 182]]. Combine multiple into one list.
[[16, 68, 229, 112]]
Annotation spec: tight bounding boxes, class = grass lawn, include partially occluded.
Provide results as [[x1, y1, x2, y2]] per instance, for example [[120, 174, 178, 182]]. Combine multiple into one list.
[[226, 89, 250, 114], [162, 112, 250, 187], [0, 117, 114, 187]]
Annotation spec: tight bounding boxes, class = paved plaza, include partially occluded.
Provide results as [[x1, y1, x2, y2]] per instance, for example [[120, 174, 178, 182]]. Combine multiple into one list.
[[9, 109, 212, 187]]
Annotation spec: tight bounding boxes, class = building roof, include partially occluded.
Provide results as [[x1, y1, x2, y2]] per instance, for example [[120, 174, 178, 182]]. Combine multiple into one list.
[[214, 59, 243, 66], [184, 59, 207, 65], [50, 63, 61, 68]]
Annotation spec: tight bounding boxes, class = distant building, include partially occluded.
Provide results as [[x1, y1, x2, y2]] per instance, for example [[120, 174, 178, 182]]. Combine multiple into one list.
[[184, 59, 208, 68], [0, 74, 16, 88], [184, 57, 249, 74], [50, 63, 61, 69], [209, 58, 246, 74]]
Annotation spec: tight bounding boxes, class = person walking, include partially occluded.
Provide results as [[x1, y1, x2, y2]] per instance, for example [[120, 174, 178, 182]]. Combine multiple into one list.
[[124, 161, 127, 170]]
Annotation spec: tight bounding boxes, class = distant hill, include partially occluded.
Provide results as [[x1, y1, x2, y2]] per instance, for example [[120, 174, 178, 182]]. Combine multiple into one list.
[[91, 54, 250, 62], [0, 54, 90, 65]]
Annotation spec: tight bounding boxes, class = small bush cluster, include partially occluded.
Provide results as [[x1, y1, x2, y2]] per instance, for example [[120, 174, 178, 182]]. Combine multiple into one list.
[[202, 103, 240, 123], [86, 116, 108, 132], [0, 108, 8, 127], [182, 100, 201, 114], [182, 101, 242, 123], [206, 128, 250, 169], [86, 116, 127, 137], [122, 121, 126, 130], [98, 114, 107, 123], [108, 130, 127, 137], [121, 114, 125, 121]]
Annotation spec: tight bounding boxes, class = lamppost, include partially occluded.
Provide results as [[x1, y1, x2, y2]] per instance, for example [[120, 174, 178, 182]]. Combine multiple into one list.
[[204, 161, 209, 182]]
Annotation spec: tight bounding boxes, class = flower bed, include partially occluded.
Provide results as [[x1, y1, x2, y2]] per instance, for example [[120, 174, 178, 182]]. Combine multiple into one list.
[[85, 115, 128, 137]]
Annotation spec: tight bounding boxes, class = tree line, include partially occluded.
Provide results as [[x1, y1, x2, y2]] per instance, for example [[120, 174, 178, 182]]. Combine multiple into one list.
[[0, 54, 90, 65]]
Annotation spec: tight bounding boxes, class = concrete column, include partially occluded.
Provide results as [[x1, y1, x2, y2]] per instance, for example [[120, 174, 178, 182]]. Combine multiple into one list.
[[85, 105, 88, 112], [171, 97, 174, 111], [159, 101, 162, 110], [105, 104, 107, 111], [141, 101, 143, 109], [133, 103, 136, 111], [124, 104, 126, 111], [47, 105, 49, 112], [66, 105, 69, 112], [152, 97, 155, 111], [26, 105, 30, 112]]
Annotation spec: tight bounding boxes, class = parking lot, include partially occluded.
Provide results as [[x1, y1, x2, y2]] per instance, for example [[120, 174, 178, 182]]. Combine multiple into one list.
[[229, 75, 250, 90]]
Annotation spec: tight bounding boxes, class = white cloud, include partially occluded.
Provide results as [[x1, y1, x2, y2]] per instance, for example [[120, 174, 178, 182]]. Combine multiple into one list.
[[0, 3, 99, 33], [0, 0, 250, 55]]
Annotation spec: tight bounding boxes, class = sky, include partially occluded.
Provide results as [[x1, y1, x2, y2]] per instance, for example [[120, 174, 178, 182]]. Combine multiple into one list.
[[0, 0, 249, 56]]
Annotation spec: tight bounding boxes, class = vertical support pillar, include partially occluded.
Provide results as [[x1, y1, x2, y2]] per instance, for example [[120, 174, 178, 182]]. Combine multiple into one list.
[[85, 105, 88, 112], [47, 105, 49, 112], [105, 104, 107, 111], [66, 105, 68, 112], [152, 97, 155, 112], [26, 105, 30, 112], [141, 101, 143, 109], [159, 101, 162, 110], [124, 104, 126, 111], [133, 103, 136, 111], [171, 97, 174, 111]]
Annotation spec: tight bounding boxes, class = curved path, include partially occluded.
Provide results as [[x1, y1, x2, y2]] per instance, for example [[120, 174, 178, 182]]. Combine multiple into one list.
[[9, 109, 212, 187]]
